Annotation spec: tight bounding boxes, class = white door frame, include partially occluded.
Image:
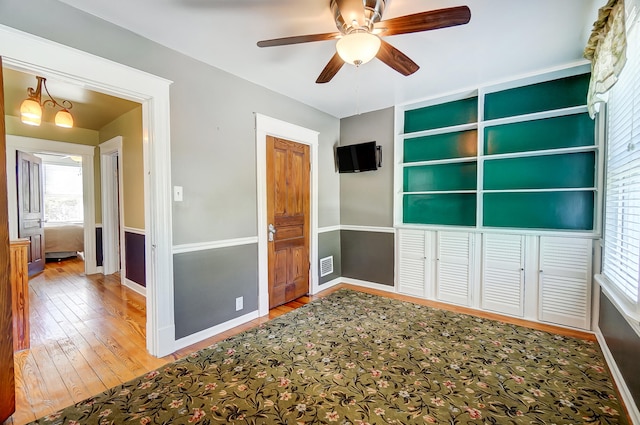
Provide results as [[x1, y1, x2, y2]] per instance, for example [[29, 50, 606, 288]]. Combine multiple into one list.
[[255, 114, 319, 316], [5, 136, 97, 274], [99, 136, 125, 277], [0, 24, 176, 357]]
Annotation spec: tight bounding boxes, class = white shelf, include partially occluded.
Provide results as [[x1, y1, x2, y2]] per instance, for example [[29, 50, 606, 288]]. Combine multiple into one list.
[[481, 145, 597, 161], [401, 122, 478, 139], [402, 157, 477, 167], [482, 187, 596, 194], [403, 190, 477, 195], [481, 105, 589, 129]]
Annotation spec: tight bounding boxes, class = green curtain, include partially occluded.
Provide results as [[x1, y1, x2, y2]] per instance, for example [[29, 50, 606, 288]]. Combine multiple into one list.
[[584, 0, 627, 117]]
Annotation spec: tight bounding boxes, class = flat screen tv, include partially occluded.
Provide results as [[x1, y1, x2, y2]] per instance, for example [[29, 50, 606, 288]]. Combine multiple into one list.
[[336, 141, 379, 173]]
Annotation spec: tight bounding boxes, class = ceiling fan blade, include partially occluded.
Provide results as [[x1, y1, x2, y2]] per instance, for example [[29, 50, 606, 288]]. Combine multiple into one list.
[[257, 32, 340, 47], [376, 39, 419, 76], [380, 5, 471, 37], [316, 53, 345, 84]]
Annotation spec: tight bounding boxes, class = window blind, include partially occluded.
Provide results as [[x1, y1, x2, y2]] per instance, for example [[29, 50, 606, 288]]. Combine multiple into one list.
[[603, 12, 640, 307]]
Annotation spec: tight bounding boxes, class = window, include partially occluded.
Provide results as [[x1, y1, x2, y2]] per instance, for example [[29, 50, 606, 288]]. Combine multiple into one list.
[[601, 7, 640, 320], [42, 161, 84, 223]]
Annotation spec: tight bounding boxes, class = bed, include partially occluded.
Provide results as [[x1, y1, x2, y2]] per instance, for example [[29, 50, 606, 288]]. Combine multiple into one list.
[[44, 223, 84, 260]]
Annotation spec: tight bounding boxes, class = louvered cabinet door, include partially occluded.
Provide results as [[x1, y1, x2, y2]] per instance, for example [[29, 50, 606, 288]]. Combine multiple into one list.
[[539, 236, 593, 330], [481, 233, 525, 317], [397, 229, 427, 297], [437, 231, 472, 306]]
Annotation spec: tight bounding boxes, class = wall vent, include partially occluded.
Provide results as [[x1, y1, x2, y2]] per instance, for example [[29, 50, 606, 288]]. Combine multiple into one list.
[[320, 256, 334, 277]]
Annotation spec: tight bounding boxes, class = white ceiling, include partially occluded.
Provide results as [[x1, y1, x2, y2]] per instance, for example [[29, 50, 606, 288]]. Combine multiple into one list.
[[37, 1, 603, 119]]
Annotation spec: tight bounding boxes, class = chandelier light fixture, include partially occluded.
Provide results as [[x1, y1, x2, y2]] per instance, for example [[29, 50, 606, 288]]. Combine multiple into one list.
[[20, 76, 74, 128]]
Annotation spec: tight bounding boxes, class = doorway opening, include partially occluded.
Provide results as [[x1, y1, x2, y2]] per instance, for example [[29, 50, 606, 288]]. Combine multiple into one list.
[[1, 24, 175, 356]]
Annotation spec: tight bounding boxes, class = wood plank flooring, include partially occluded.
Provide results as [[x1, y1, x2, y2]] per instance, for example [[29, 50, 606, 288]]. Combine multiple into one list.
[[5, 256, 595, 424]]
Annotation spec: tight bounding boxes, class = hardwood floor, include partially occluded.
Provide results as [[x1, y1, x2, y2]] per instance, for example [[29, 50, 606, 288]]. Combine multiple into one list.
[[5, 257, 595, 424]]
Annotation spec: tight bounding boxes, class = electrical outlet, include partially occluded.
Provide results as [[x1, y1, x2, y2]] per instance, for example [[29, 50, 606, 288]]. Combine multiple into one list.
[[235, 296, 243, 311]]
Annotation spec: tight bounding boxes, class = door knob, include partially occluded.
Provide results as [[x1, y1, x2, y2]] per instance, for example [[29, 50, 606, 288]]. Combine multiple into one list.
[[268, 223, 276, 242]]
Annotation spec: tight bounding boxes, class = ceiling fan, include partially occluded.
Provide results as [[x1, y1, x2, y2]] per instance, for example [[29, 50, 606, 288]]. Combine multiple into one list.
[[257, 0, 471, 83]]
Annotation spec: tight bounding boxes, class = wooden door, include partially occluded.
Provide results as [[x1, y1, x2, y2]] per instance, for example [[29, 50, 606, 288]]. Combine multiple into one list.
[[0, 57, 17, 423], [17, 150, 45, 276], [266, 136, 310, 308]]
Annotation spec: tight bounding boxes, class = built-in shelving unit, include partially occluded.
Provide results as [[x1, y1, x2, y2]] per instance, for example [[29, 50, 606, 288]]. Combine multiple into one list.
[[395, 63, 598, 233], [393, 63, 600, 331]]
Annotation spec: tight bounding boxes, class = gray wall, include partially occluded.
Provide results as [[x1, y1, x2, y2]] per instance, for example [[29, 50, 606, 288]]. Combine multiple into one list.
[[338, 108, 395, 286], [0, 0, 341, 338], [339, 107, 394, 227], [341, 230, 394, 286], [174, 245, 258, 339], [599, 292, 640, 408], [318, 230, 341, 285]]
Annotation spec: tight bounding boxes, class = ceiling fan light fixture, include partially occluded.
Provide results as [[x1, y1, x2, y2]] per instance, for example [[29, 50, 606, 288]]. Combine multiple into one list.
[[20, 98, 43, 126], [336, 32, 381, 66]]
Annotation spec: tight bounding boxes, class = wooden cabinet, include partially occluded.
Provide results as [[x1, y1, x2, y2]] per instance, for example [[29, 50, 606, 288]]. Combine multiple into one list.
[[10, 239, 30, 351]]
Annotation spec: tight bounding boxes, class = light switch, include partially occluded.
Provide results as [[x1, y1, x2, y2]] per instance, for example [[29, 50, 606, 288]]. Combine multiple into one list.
[[174, 186, 183, 202]]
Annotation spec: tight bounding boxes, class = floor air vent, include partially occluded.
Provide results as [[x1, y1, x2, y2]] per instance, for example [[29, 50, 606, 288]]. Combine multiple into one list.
[[320, 256, 334, 277]]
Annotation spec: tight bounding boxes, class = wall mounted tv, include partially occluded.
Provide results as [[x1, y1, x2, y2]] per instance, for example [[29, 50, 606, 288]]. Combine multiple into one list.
[[336, 141, 381, 173]]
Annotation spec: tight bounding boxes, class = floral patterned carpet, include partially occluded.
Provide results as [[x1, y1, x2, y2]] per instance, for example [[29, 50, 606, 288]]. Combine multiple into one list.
[[32, 289, 627, 424]]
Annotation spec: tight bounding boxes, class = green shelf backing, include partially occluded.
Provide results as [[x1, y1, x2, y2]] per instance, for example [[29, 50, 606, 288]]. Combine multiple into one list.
[[484, 152, 595, 190], [484, 113, 595, 155], [404, 194, 476, 226], [404, 162, 477, 192], [484, 73, 590, 120], [483, 191, 594, 230], [404, 130, 477, 162], [404, 97, 478, 133]]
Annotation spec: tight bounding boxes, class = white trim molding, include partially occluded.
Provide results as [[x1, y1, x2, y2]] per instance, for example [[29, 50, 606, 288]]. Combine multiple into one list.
[[99, 136, 124, 277], [341, 225, 396, 233], [124, 277, 147, 297], [5, 135, 98, 275], [174, 310, 260, 352], [0, 24, 175, 357], [318, 225, 341, 234], [255, 113, 319, 317], [594, 328, 640, 424], [124, 226, 147, 235], [172, 236, 259, 254], [316, 277, 343, 292], [341, 277, 397, 293]]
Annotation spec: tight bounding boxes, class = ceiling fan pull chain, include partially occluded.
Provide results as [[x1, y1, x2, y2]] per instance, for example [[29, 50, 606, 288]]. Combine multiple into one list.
[[355, 65, 361, 115]]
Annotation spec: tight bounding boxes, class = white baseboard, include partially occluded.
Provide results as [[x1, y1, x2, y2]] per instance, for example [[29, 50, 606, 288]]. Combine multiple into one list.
[[315, 277, 343, 293], [340, 277, 397, 293], [123, 277, 146, 297], [595, 327, 640, 424], [173, 310, 260, 353]]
